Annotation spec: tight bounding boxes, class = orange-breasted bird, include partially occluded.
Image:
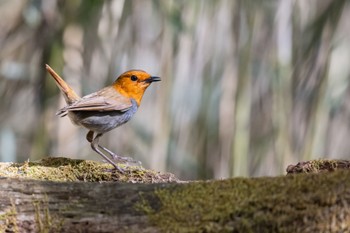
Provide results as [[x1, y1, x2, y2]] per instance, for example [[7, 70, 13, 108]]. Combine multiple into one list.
[[46, 64, 160, 173]]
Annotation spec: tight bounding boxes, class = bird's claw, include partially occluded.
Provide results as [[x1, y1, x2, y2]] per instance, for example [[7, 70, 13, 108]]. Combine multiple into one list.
[[112, 155, 142, 166], [113, 165, 125, 173], [99, 146, 142, 166]]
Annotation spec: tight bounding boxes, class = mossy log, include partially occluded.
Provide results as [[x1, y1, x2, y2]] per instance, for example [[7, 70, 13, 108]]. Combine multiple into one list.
[[286, 159, 350, 174], [1, 157, 350, 232]]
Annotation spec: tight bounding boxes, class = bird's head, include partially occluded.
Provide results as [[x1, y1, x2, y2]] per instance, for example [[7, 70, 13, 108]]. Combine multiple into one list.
[[112, 70, 161, 106]]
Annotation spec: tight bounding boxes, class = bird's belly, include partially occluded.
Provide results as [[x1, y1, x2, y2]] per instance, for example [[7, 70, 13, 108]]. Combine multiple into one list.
[[68, 109, 137, 133]]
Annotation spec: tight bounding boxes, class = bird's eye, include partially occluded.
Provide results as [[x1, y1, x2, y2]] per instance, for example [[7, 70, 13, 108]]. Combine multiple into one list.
[[130, 75, 138, 81]]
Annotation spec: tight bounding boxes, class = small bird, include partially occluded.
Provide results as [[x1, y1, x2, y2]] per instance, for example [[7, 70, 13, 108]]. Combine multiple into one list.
[[46, 64, 160, 172]]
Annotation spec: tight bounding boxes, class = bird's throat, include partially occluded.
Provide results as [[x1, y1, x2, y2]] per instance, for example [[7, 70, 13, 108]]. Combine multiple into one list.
[[112, 84, 143, 106]]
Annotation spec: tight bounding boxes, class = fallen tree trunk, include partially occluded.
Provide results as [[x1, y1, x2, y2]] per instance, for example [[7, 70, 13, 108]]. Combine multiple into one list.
[[0, 178, 167, 232], [0, 157, 178, 232], [1, 158, 350, 232]]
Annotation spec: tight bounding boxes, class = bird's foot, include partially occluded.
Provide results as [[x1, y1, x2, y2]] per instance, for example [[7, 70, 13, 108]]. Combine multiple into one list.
[[99, 145, 142, 166], [112, 154, 142, 166], [112, 164, 125, 174], [105, 167, 125, 174], [100, 160, 126, 173]]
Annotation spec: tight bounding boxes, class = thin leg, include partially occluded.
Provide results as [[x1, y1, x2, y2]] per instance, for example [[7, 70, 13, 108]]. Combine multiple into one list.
[[98, 145, 142, 165], [86, 130, 141, 165], [90, 133, 125, 173]]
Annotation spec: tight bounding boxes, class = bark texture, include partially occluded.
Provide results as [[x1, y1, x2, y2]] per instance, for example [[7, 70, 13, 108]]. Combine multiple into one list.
[[0, 178, 168, 233], [1, 158, 350, 232]]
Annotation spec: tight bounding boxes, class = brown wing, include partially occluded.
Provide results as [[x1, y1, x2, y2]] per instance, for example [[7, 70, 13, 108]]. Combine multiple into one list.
[[57, 86, 132, 116]]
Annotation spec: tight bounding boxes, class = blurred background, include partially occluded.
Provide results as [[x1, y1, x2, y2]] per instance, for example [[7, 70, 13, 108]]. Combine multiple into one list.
[[0, 0, 349, 180]]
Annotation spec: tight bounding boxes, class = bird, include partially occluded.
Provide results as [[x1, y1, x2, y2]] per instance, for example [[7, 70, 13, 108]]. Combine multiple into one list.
[[45, 64, 160, 173]]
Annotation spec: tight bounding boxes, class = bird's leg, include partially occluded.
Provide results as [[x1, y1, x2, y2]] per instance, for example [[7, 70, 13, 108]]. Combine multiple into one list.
[[86, 131, 141, 165], [87, 130, 141, 165], [98, 145, 142, 165], [89, 132, 125, 173]]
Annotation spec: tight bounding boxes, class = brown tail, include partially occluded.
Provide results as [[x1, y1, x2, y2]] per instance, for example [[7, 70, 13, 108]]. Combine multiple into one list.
[[46, 64, 80, 104]]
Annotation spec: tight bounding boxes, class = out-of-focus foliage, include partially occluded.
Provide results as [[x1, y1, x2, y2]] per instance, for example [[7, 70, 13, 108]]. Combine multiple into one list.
[[0, 0, 349, 179]]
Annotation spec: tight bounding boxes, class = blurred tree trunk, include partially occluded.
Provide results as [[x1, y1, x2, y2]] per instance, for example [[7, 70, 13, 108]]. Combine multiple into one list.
[[1, 0, 350, 179], [232, 1, 255, 177], [291, 0, 346, 161]]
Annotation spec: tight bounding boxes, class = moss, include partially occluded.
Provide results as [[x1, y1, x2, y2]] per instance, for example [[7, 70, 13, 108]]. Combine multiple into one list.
[[0, 198, 63, 233], [0, 157, 178, 183], [33, 198, 64, 233], [0, 200, 18, 233], [308, 159, 338, 172], [287, 159, 349, 174], [139, 170, 350, 232]]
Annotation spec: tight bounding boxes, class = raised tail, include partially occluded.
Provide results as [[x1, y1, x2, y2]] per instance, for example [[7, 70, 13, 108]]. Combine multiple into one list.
[[46, 64, 80, 105]]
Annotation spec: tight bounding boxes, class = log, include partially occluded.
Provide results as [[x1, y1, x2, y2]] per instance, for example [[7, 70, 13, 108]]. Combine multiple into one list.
[[286, 159, 350, 174], [1, 157, 350, 232], [0, 178, 166, 232], [0, 157, 179, 232]]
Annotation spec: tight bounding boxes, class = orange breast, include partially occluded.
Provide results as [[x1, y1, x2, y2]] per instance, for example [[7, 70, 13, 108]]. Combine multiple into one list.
[[112, 82, 146, 106]]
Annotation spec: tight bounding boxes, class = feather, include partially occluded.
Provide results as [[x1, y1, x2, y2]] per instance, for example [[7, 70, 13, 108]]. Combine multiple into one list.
[[57, 86, 132, 116]]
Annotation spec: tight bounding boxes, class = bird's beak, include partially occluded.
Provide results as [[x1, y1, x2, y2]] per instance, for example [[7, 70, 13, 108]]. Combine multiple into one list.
[[144, 76, 161, 83]]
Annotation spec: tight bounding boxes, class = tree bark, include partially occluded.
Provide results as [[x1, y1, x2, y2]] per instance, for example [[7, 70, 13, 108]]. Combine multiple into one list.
[[0, 178, 168, 233], [2, 158, 350, 232]]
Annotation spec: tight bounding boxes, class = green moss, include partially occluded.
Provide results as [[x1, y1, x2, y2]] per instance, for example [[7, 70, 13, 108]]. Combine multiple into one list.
[[139, 170, 350, 232], [33, 198, 64, 233], [0, 157, 178, 183], [287, 159, 347, 174], [0, 200, 18, 233]]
